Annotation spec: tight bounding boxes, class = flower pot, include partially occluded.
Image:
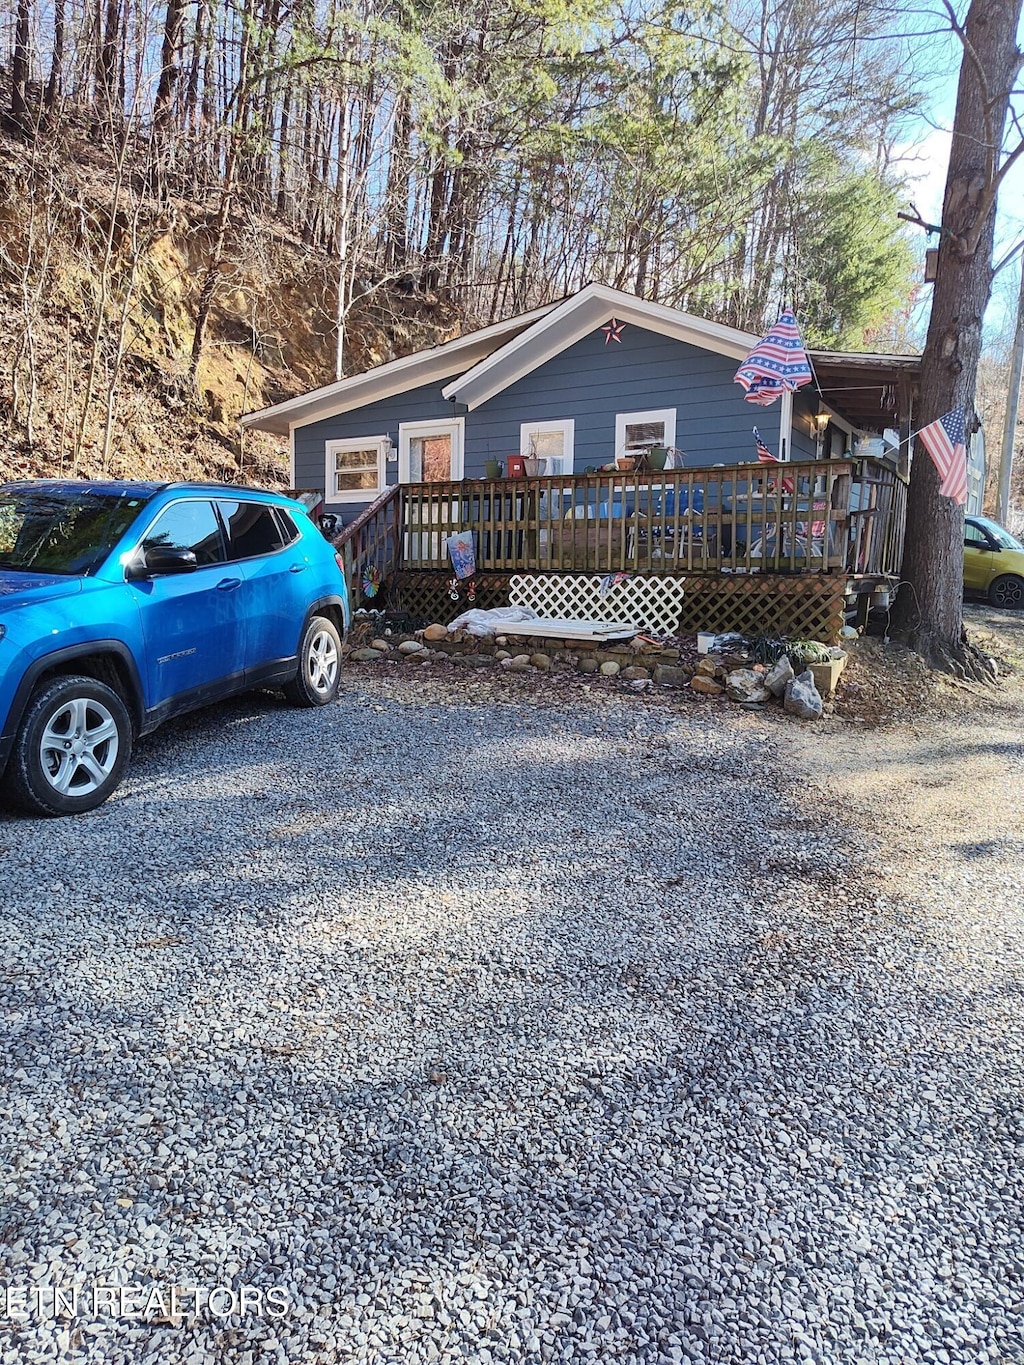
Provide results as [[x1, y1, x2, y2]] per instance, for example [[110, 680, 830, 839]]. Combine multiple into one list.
[[616, 456, 637, 472], [484, 459, 503, 479], [647, 445, 669, 471], [523, 458, 546, 476]]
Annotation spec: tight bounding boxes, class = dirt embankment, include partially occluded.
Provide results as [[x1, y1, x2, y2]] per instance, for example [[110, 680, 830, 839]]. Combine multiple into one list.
[[0, 132, 461, 487]]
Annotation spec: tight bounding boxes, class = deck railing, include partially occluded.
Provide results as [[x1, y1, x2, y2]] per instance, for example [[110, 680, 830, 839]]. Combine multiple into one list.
[[338, 457, 907, 598], [333, 484, 403, 609]]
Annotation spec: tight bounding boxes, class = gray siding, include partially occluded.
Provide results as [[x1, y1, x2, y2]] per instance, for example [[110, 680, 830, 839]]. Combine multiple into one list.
[[296, 324, 826, 519], [467, 325, 780, 471]]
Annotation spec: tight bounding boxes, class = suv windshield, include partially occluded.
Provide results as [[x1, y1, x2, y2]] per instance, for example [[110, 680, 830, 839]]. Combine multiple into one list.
[[0, 487, 151, 577]]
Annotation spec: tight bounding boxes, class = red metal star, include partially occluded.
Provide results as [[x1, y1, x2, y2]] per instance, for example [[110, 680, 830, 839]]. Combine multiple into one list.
[[601, 318, 626, 344]]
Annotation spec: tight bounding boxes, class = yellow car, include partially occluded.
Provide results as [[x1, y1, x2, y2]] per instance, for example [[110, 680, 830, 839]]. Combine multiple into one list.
[[964, 515, 1024, 607]]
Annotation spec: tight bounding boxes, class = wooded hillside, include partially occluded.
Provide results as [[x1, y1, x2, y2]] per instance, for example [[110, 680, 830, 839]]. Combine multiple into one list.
[[0, 0, 924, 483]]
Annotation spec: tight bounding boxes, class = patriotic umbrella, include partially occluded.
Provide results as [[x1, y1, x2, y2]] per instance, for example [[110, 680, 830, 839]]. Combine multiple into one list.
[[735, 309, 814, 406], [917, 407, 968, 507]]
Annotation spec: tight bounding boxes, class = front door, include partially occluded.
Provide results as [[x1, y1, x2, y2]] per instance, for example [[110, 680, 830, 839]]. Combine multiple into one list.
[[398, 419, 465, 484], [398, 420, 465, 565]]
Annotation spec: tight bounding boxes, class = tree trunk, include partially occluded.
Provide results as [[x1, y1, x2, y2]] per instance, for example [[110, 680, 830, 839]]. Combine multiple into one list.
[[11, 0, 32, 133], [891, 0, 1023, 676], [45, 0, 65, 112]]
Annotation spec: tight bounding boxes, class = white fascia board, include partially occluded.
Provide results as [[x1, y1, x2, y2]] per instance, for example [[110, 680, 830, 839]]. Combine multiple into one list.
[[241, 302, 558, 435], [443, 284, 762, 411]]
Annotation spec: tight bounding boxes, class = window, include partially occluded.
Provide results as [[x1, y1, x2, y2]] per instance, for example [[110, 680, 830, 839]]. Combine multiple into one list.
[[615, 408, 676, 460], [217, 501, 288, 561], [398, 419, 464, 484], [142, 500, 224, 567], [520, 420, 575, 476], [964, 522, 990, 548], [325, 438, 389, 502]]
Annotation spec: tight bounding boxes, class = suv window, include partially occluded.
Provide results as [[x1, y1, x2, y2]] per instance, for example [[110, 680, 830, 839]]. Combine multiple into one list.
[[218, 501, 288, 561], [964, 522, 990, 548], [0, 487, 152, 576], [143, 500, 225, 566]]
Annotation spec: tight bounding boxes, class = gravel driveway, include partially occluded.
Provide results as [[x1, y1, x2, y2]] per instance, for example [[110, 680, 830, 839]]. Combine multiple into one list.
[[2, 662, 1022, 1365]]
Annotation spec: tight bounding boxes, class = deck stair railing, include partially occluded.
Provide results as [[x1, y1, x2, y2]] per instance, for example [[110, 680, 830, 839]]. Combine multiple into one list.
[[333, 483, 403, 609]]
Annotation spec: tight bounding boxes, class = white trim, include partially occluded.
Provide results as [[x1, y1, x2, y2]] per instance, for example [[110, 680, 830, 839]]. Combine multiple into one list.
[[615, 408, 676, 459], [443, 284, 762, 412], [519, 419, 575, 475], [398, 418, 465, 484], [241, 303, 557, 434], [288, 422, 296, 487], [325, 436, 389, 503]]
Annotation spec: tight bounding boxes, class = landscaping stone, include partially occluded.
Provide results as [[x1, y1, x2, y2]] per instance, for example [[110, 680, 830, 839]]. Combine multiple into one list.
[[507, 659, 533, 673], [350, 647, 384, 662], [530, 653, 552, 670], [578, 656, 600, 674], [370, 638, 391, 652], [599, 660, 621, 677], [398, 640, 424, 655], [495, 650, 512, 661], [696, 658, 718, 678], [726, 668, 771, 704], [690, 675, 724, 696], [785, 669, 824, 720], [423, 623, 448, 641], [621, 666, 651, 682], [653, 664, 686, 687], [765, 653, 795, 698]]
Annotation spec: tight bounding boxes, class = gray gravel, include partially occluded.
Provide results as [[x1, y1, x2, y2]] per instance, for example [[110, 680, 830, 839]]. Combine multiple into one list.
[[1, 667, 1022, 1365]]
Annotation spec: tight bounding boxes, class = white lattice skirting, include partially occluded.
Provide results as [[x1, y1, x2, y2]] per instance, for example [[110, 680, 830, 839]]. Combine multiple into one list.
[[509, 574, 687, 634]]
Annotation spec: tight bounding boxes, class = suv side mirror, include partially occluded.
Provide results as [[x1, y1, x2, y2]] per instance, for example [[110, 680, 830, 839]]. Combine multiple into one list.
[[127, 546, 199, 579]]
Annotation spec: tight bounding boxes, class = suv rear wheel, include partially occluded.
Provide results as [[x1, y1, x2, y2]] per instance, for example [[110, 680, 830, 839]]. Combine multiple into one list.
[[9, 675, 133, 816], [283, 615, 342, 707]]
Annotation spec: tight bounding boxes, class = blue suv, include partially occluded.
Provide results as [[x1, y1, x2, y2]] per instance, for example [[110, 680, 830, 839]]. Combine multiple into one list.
[[0, 481, 349, 816]]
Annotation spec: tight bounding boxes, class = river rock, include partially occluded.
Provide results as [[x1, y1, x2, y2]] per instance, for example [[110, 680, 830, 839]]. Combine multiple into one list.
[[350, 647, 383, 662], [398, 640, 424, 655], [600, 661, 620, 677], [423, 624, 448, 642]]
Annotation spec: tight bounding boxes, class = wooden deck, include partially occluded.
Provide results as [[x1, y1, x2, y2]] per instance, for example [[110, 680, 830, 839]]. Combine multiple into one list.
[[335, 457, 907, 635]]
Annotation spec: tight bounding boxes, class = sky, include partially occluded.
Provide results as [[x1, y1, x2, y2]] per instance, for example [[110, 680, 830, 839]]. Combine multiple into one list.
[[895, 2, 1024, 344]]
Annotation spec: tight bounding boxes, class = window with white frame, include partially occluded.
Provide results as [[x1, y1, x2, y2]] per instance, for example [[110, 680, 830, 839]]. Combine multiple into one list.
[[615, 408, 676, 459], [325, 437, 389, 502], [520, 419, 575, 476]]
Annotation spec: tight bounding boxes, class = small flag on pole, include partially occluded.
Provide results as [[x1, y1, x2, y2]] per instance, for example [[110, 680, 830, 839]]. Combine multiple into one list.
[[753, 428, 776, 464], [735, 309, 814, 406], [917, 407, 968, 506], [752, 429, 794, 493]]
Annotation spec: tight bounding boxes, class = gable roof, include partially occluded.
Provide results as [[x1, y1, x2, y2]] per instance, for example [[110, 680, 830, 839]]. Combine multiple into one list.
[[441, 283, 763, 410], [242, 283, 921, 435], [241, 300, 559, 435]]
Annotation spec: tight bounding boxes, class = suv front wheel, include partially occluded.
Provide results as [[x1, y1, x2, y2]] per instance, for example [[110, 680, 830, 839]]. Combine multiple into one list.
[[283, 615, 342, 707], [10, 675, 133, 816]]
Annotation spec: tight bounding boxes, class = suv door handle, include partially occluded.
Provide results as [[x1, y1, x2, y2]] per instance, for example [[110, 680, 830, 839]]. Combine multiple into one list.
[[216, 577, 242, 591], [289, 563, 307, 574]]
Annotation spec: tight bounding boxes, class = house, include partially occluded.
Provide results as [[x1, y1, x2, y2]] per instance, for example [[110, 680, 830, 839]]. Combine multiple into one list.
[[242, 285, 920, 641]]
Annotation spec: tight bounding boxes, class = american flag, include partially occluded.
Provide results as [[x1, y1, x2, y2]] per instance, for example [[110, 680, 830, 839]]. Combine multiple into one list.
[[753, 428, 794, 493], [753, 428, 776, 464], [734, 309, 814, 406], [918, 407, 967, 507]]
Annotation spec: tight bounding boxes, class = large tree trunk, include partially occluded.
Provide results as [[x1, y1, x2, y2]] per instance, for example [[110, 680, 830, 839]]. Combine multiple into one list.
[[892, 0, 1023, 677]]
